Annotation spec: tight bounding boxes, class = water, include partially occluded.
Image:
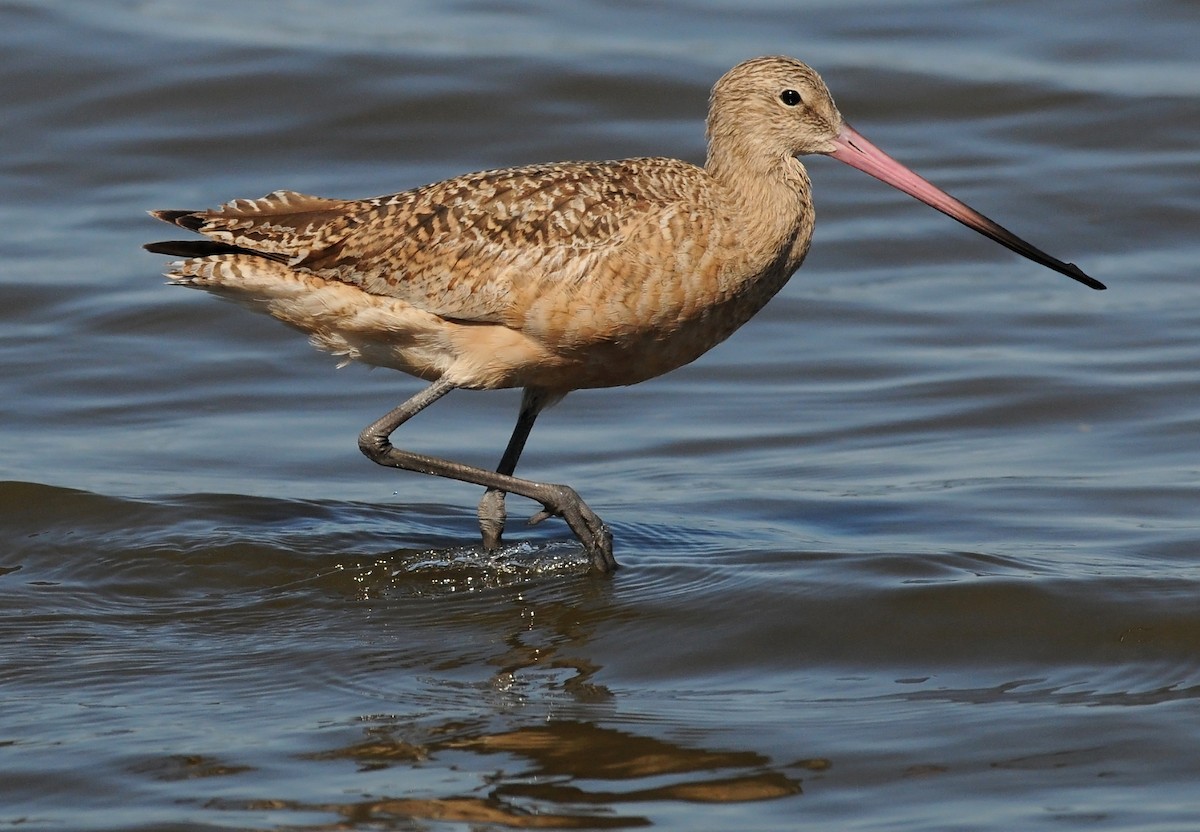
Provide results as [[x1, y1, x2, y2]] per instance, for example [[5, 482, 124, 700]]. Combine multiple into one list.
[[3, 0, 1199, 829]]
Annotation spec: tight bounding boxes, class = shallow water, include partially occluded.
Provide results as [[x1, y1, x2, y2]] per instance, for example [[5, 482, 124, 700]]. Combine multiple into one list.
[[3, 1, 1200, 829]]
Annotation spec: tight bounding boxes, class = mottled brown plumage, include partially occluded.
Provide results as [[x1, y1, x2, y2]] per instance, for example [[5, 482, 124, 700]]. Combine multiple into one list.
[[147, 56, 1099, 572]]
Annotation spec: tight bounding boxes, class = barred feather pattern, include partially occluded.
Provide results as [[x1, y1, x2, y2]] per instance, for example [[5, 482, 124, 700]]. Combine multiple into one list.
[[149, 56, 831, 391]]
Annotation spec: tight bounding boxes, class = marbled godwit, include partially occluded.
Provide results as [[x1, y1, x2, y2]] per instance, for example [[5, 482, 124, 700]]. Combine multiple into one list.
[[146, 56, 1103, 573]]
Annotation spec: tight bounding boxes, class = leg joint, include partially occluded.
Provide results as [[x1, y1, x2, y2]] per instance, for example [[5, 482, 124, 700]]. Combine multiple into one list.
[[358, 427, 391, 462]]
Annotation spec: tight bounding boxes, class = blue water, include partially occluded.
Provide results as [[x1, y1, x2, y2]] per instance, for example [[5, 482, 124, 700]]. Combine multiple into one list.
[[3, 1, 1199, 829]]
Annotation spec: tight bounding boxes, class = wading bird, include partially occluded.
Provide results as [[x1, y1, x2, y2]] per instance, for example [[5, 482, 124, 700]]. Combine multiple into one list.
[[146, 56, 1103, 573]]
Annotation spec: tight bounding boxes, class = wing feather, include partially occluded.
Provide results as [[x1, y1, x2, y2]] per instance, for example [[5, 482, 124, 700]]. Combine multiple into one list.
[[148, 158, 710, 326]]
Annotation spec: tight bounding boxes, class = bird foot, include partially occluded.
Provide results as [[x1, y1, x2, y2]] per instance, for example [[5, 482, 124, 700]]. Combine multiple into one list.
[[527, 508, 553, 526], [529, 484, 618, 573]]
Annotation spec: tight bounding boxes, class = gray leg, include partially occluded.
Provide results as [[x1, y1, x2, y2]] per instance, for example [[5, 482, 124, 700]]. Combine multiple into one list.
[[358, 379, 617, 573], [478, 387, 553, 551]]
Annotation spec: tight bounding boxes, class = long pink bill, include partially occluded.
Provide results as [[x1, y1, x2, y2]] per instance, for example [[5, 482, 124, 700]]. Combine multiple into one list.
[[827, 123, 1104, 291]]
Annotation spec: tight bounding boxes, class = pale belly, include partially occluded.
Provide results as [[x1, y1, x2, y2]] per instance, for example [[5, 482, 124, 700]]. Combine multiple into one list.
[[175, 247, 802, 394]]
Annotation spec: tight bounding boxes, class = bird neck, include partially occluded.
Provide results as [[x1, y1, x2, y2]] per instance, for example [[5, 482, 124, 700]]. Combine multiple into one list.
[[705, 144, 815, 274]]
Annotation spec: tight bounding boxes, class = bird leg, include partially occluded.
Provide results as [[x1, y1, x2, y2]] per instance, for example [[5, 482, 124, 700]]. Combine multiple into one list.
[[475, 490, 507, 552], [477, 387, 551, 551], [358, 379, 617, 573]]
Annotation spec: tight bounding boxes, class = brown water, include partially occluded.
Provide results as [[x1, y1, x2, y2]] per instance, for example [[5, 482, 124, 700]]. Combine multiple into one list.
[[3, 1, 1200, 829]]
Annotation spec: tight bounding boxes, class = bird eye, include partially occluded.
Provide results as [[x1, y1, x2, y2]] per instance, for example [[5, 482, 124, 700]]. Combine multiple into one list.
[[780, 89, 802, 106]]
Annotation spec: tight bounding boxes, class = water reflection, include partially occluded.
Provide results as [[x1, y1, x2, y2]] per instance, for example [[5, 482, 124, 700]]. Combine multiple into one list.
[[246, 719, 810, 828], [251, 551, 813, 827]]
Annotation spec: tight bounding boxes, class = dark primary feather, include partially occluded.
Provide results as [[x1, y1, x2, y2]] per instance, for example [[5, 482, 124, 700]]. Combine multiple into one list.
[[143, 239, 286, 259], [149, 209, 204, 231], [145, 208, 293, 261]]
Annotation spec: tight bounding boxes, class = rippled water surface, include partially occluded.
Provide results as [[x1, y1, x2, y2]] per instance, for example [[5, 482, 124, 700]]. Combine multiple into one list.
[[4, 1, 1199, 829]]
